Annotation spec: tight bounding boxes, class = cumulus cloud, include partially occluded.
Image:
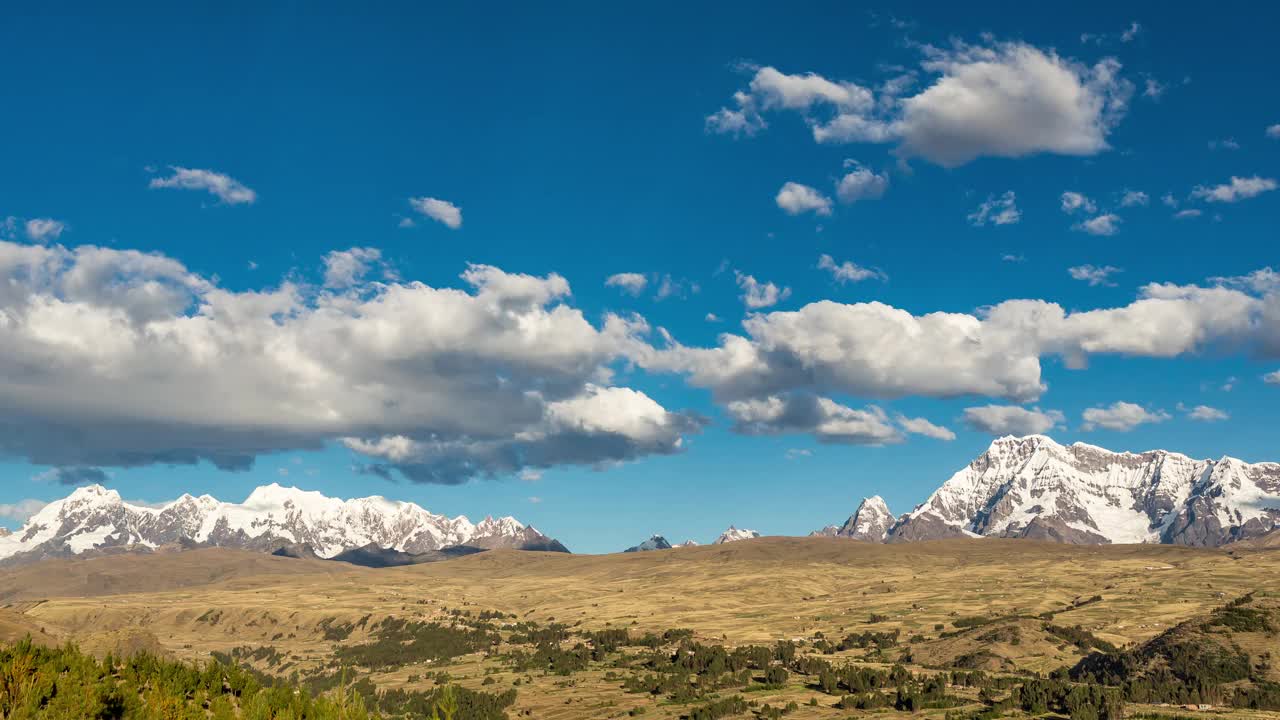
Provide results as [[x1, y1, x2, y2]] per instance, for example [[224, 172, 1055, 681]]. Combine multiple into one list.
[[0, 499, 47, 522], [605, 272, 648, 296], [968, 191, 1021, 226], [1081, 401, 1170, 431], [149, 167, 257, 205], [33, 466, 110, 486], [726, 394, 903, 445], [817, 254, 886, 283], [1119, 190, 1149, 207], [726, 395, 953, 445], [1060, 191, 1097, 214], [322, 247, 384, 289], [962, 405, 1064, 436], [775, 182, 832, 216], [1265, 370, 1280, 385], [1074, 213, 1121, 236], [409, 196, 463, 228], [1186, 405, 1229, 422], [895, 415, 956, 441], [708, 40, 1132, 167], [1190, 176, 1278, 203], [1068, 265, 1122, 286], [25, 218, 66, 243], [735, 271, 791, 308], [835, 162, 889, 203], [0, 239, 701, 483], [639, 268, 1280, 420]]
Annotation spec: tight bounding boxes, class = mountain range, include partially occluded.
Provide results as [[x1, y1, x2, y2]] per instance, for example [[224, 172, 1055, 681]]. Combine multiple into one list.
[[817, 435, 1280, 546], [0, 482, 567, 567], [3, 435, 1278, 566]]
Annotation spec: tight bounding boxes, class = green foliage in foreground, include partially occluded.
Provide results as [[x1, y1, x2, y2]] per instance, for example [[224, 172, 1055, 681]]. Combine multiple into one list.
[[0, 638, 376, 719], [0, 639, 515, 720]]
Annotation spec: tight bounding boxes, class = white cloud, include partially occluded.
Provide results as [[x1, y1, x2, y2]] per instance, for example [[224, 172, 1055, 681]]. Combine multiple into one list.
[[1161, 193, 1179, 208], [708, 40, 1133, 168], [1174, 209, 1202, 219], [1191, 176, 1277, 203], [835, 162, 889, 203], [1068, 264, 1122, 286], [654, 275, 698, 301], [149, 167, 257, 205], [968, 191, 1021, 226], [784, 448, 812, 460], [776, 182, 833, 216], [1060, 191, 1097, 214], [0, 498, 48, 522], [1208, 138, 1241, 151], [817, 254, 886, 283], [1267, 124, 1280, 139], [605, 272, 648, 296], [725, 394, 903, 445], [518, 468, 543, 481], [322, 247, 384, 289], [895, 415, 956, 441], [1001, 253, 1025, 263], [1264, 370, 1280, 385], [704, 313, 721, 322], [1143, 78, 1166, 100], [527, 495, 543, 503], [1120, 22, 1142, 43], [640, 269, 1280, 414], [0, 239, 700, 483], [735, 271, 791, 308], [25, 218, 66, 243], [962, 405, 1064, 436], [1081, 401, 1170, 431], [408, 197, 462, 229], [1119, 190, 1149, 207], [1186, 405, 1228, 422], [1074, 213, 1122, 236]]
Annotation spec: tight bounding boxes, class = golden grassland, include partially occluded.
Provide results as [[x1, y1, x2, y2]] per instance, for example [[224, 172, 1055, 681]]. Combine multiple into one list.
[[3, 537, 1280, 719]]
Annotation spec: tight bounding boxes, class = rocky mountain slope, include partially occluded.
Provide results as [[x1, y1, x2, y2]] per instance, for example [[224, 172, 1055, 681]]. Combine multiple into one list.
[[810, 496, 894, 541], [624, 535, 673, 552], [819, 435, 1280, 546], [0, 483, 568, 566]]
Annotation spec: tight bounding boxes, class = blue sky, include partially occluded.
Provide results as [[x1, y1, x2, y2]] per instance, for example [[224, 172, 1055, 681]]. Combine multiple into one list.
[[1, 1, 1278, 553]]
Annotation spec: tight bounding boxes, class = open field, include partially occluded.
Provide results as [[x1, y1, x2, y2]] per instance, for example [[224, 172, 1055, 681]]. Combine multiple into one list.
[[3, 538, 1280, 719]]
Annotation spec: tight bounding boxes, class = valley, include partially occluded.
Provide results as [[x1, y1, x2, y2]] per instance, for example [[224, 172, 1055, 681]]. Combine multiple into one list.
[[3, 538, 1279, 719]]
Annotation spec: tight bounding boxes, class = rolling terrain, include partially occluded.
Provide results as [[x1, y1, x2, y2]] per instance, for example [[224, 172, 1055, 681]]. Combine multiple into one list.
[[3, 537, 1279, 719]]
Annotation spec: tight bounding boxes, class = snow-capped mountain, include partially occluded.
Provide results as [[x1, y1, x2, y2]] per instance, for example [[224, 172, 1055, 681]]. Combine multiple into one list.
[[811, 496, 894, 541], [673, 539, 699, 548], [885, 435, 1280, 546], [623, 535, 672, 553], [0, 483, 567, 566], [713, 526, 760, 544]]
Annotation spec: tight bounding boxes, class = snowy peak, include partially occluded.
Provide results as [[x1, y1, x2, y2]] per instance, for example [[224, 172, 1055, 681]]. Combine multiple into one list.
[[0, 484, 567, 565], [885, 435, 1279, 546], [713, 526, 760, 544]]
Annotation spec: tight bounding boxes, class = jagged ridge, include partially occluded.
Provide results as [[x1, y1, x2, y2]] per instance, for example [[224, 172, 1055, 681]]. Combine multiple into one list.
[[0, 483, 568, 565], [817, 435, 1280, 547]]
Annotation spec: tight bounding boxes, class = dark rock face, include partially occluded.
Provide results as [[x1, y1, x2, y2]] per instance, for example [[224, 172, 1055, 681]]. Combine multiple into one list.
[[624, 535, 673, 552]]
